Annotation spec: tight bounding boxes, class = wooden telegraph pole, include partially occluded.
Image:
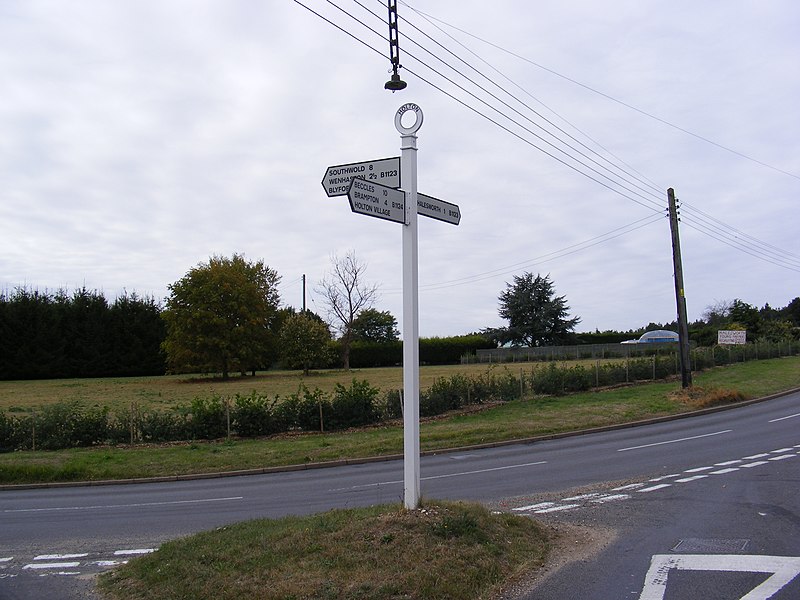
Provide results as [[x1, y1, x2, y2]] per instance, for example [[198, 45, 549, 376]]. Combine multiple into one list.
[[667, 188, 693, 388]]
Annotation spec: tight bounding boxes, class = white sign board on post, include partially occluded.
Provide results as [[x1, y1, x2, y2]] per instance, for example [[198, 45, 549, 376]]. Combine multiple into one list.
[[718, 330, 747, 345], [417, 193, 460, 225], [321, 157, 400, 197], [347, 178, 406, 224]]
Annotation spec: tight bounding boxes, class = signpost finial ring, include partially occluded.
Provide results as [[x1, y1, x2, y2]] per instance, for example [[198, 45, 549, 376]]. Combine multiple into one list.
[[395, 103, 423, 135]]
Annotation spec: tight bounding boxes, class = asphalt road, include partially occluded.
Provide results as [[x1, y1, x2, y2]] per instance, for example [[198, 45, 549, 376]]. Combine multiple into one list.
[[2, 389, 799, 599]]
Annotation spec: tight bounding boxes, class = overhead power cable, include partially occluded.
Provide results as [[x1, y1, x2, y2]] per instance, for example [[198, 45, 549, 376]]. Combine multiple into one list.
[[402, 2, 800, 182], [296, 1, 799, 274]]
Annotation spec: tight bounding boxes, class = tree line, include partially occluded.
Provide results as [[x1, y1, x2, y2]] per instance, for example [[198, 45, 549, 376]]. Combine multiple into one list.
[[0, 288, 165, 380], [2, 255, 797, 381]]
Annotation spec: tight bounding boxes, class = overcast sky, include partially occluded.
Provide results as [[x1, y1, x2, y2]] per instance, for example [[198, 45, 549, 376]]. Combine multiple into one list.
[[2, 1, 798, 337]]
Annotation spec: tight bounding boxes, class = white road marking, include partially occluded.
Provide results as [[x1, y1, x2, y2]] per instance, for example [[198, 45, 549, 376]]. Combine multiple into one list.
[[613, 483, 646, 491], [648, 474, 681, 482], [3, 496, 243, 514], [639, 554, 800, 600], [675, 475, 708, 483], [768, 413, 800, 422], [95, 560, 124, 567], [741, 461, 769, 468], [617, 430, 731, 452], [771, 447, 794, 453], [114, 549, 155, 556], [743, 453, 771, 459], [684, 466, 714, 473], [23, 562, 80, 570], [561, 493, 602, 501], [512, 502, 554, 512], [714, 460, 742, 466], [638, 484, 672, 493], [768, 454, 794, 461], [534, 503, 581, 514], [590, 494, 630, 504], [34, 553, 88, 561], [710, 467, 740, 475], [0, 558, 12, 563], [330, 460, 547, 491]]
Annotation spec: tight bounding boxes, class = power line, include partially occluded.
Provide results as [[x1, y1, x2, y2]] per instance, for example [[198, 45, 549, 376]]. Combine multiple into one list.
[[297, 1, 800, 275], [402, 2, 800, 182]]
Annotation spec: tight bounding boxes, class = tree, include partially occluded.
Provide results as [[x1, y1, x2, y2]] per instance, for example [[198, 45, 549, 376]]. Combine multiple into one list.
[[495, 272, 580, 347], [351, 308, 399, 343], [279, 311, 331, 375], [161, 254, 280, 379], [316, 251, 379, 370]]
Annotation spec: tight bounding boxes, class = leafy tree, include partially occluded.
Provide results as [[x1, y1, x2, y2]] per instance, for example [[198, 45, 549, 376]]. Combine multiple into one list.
[[729, 298, 761, 336], [279, 312, 331, 375], [316, 251, 378, 370], [161, 254, 281, 379], [351, 308, 399, 343], [780, 297, 800, 326], [494, 272, 580, 347]]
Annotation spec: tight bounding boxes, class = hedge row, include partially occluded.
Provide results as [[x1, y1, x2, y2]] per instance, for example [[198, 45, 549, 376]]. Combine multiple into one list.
[[2, 352, 790, 452]]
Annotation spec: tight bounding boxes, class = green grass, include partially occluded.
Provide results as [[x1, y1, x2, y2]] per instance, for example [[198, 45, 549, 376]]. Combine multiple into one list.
[[1, 357, 798, 485], [97, 500, 550, 600]]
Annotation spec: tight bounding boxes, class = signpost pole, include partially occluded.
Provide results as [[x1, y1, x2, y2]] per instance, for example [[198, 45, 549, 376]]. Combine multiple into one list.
[[396, 103, 422, 509]]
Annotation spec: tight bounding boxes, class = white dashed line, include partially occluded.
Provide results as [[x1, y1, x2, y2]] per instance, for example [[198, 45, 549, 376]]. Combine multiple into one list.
[[743, 453, 770, 459], [649, 474, 681, 482], [710, 468, 740, 475], [512, 502, 554, 512], [714, 460, 742, 466], [638, 484, 672, 493], [0, 558, 12, 563], [768, 454, 795, 461], [590, 494, 630, 504], [741, 461, 769, 468], [114, 549, 155, 556], [95, 560, 124, 567], [675, 475, 708, 483], [771, 448, 794, 453], [23, 562, 80, 570], [683, 466, 714, 473], [617, 430, 731, 452], [612, 483, 646, 491], [34, 553, 88, 561], [561, 493, 603, 501], [534, 504, 581, 514], [768, 413, 800, 422]]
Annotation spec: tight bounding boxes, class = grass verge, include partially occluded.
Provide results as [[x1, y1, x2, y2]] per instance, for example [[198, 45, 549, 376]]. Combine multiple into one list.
[[97, 500, 550, 600], [1, 357, 798, 485]]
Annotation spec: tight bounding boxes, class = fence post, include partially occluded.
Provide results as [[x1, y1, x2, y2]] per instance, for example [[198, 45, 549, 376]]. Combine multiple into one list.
[[32, 410, 36, 451], [626, 357, 630, 383], [130, 402, 135, 445], [319, 396, 324, 433], [652, 355, 656, 380], [595, 360, 599, 387], [519, 368, 524, 398], [226, 399, 231, 439]]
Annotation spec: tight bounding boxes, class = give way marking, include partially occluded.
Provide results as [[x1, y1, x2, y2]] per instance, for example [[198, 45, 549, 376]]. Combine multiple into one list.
[[640, 554, 800, 599]]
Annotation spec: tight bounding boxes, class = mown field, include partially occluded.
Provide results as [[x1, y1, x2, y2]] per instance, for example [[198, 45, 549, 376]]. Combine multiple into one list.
[[1, 356, 798, 485]]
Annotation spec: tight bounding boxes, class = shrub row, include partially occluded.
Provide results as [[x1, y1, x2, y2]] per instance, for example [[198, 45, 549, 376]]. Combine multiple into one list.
[[4, 350, 793, 452]]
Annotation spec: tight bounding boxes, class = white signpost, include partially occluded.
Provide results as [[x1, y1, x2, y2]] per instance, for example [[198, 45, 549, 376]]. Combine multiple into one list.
[[417, 193, 460, 225], [323, 103, 459, 509], [321, 157, 400, 197], [347, 178, 406, 224]]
